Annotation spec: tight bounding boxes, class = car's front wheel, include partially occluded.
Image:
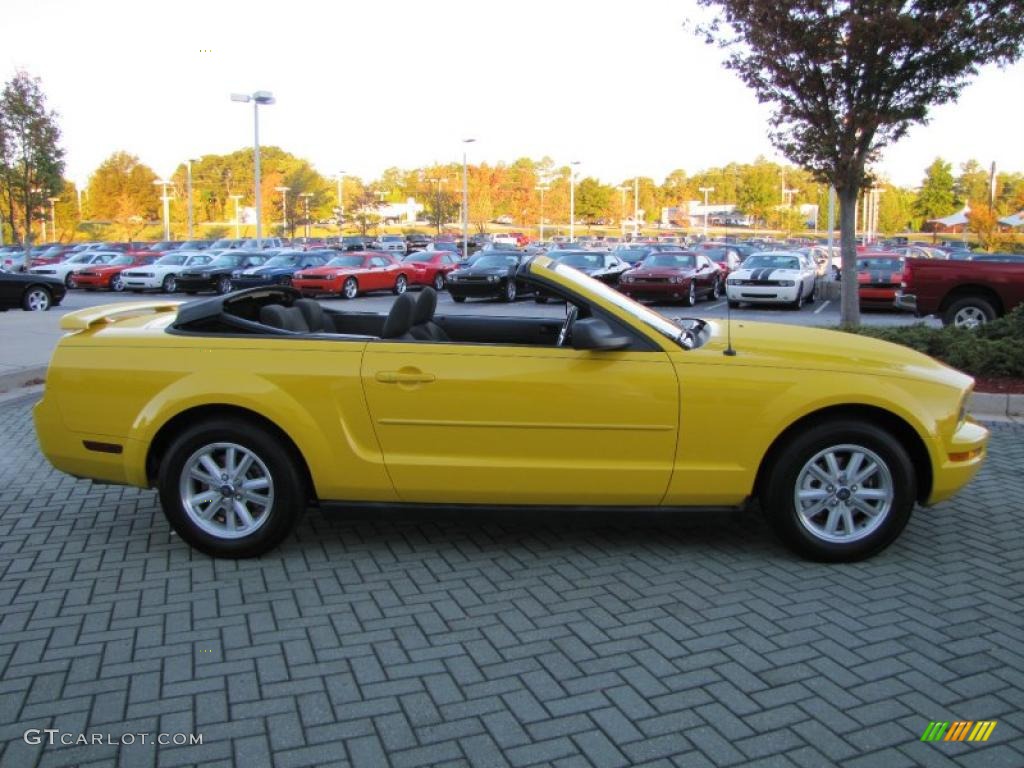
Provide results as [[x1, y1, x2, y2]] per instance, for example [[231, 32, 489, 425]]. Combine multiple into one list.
[[110, 273, 125, 292], [433, 273, 445, 291], [157, 418, 306, 558], [710, 277, 722, 301], [393, 275, 408, 295], [64, 273, 75, 288], [452, 295, 466, 303], [682, 280, 696, 306], [216, 276, 232, 295], [503, 279, 517, 302], [761, 420, 916, 562], [162, 274, 177, 293], [23, 286, 52, 311]]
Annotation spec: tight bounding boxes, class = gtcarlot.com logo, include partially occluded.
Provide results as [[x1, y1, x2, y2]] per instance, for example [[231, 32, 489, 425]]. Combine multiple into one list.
[[921, 721, 997, 743], [24, 729, 203, 746]]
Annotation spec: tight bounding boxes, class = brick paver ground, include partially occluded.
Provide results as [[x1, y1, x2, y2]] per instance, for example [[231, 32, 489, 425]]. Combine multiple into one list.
[[0, 393, 1021, 768]]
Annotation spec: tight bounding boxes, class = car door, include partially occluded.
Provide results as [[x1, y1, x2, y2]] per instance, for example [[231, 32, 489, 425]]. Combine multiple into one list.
[[369, 255, 395, 290], [360, 337, 679, 505]]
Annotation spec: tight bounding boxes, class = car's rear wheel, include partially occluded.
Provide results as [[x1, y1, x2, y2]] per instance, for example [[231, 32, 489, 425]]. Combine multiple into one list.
[[534, 295, 549, 304], [216, 276, 232, 295], [761, 420, 916, 562], [158, 418, 305, 558], [23, 286, 52, 311], [393, 275, 408, 295], [162, 274, 177, 293], [342, 277, 359, 299], [944, 296, 996, 328], [433, 273, 445, 291], [452, 295, 466, 303], [728, 299, 741, 309], [110, 274, 125, 292]]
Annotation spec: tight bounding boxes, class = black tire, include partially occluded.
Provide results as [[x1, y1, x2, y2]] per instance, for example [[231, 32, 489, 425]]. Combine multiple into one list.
[[22, 286, 52, 311], [216, 275, 232, 295], [728, 300, 741, 309], [157, 418, 306, 558], [162, 274, 177, 293], [710, 277, 722, 301], [791, 285, 804, 310], [682, 280, 696, 306], [942, 296, 996, 329], [393, 274, 408, 295], [432, 273, 445, 291], [452, 295, 466, 303], [185, 291, 198, 295], [502, 280, 517, 302], [64, 272, 75, 288], [761, 420, 916, 562], [342, 277, 359, 300], [110, 273, 125, 292], [534, 295, 549, 304]]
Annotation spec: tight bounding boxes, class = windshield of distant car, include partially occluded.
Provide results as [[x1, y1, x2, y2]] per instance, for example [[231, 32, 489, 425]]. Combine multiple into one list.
[[474, 254, 519, 268], [327, 256, 365, 268], [109, 255, 133, 266], [431, 242, 458, 252], [183, 254, 213, 266], [66, 253, 93, 264], [402, 253, 431, 262], [743, 254, 800, 270], [155, 253, 186, 266], [207, 254, 248, 267], [381, 236, 404, 242], [557, 253, 604, 269], [642, 254, 696, 268], [858, 258, 902, 271], [263, 255, 302, 267]]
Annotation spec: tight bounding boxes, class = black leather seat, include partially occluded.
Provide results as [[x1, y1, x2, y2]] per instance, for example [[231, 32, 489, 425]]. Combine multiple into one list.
[[410, 288, 450, 341], [259, 305, 310, 333], [294, 298, 330, 332], [381, 292, 417, 340]]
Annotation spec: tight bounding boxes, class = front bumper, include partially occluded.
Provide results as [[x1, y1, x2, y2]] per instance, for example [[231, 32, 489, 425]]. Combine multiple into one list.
[[726, 284, 799, 304], [293, 279, 343, 295], [122, 274, 165, 290], [447, 280, 505, 299], [620, 282, 691, 300], [894, 291, 918, 314], [176, 276, 220, 292], [233, 275, 287, 289], [926, 418, 989, 505]]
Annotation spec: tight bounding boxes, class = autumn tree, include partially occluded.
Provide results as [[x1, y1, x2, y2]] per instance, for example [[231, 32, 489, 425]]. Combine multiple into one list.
[[694, 0, 1024, 327], [955, 159, 991, 208], [345, 180, 382, 236], [574, 177, 615, 231], [967, 207, 1003, 252], [87, 152, 159, 240], [0, 71, 65, 264]]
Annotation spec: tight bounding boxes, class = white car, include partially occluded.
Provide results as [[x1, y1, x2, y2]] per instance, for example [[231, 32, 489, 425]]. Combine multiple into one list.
[[121, 251, 215, 293], [371, 235, 407, 256], [491, 233, 518, 246], [29, 251, 120, 287], [726, 251, 818, 308]]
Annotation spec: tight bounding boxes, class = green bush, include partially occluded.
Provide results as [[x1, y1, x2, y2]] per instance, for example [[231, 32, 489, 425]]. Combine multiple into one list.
[[839, 305, 1024, 379]]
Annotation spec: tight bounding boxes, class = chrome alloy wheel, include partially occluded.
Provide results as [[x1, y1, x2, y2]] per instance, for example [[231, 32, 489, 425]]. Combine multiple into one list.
[[793, 443, 894, 544], [953, 306, 987, 329], [179, 442, 275, 539], [25, 288, 51, 311]]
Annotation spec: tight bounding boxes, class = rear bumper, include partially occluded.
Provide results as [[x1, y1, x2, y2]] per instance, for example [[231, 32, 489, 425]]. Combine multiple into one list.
[[894, 291, 918, 314]]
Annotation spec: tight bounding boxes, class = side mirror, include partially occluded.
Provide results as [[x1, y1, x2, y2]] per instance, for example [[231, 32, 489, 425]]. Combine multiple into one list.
[[571, 318, 632, 351]]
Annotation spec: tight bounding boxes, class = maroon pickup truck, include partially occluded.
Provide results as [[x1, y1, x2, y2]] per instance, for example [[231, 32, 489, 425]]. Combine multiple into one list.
[[895, 256, 1024, 328]]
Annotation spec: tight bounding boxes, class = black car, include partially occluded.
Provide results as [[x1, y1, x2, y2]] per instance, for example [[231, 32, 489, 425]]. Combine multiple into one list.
[[231, 250, 333, 290], [0, 267, 67, 311], [405, 233, 431, 252], [177, 251, 267, 295], [446, 252, 534, 303], [340, 236, 372, 251], [535, 250, 631, 303]]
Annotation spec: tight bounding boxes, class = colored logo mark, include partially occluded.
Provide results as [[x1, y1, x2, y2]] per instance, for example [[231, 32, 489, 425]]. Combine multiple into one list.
[[921, 721, 997, 742]]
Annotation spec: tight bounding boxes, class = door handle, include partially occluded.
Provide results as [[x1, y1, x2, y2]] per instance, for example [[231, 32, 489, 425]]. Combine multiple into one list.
[[376, 371, 436, 384]]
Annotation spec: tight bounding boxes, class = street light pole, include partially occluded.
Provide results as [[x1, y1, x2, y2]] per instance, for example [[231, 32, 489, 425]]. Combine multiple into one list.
[[569, 161, 580, 241], [336, 170, 346, 232], [698, 186, 715, 239], [633, 177, 639, 239], [186, 158, 197, 240], [461, 138, 475, 261], [300, 192, 313, 238], [154, 180, 173, 240], [536, 185, 549, 241], [48, 197, 59, 242], [231, 90, 275, 247], [230, 194, 243, 238], [618, 186, 629, 237], [275, 186, 290, 236]]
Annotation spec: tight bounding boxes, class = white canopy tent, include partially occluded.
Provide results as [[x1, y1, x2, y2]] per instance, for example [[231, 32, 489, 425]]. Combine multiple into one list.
[[998, 212, 1024, 228]]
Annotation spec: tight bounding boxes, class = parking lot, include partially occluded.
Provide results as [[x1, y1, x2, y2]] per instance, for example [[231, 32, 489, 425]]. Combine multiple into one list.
[[1, 336, 1022, 767]]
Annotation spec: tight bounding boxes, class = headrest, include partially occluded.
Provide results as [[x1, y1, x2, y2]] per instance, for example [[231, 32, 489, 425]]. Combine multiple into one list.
[[381, 292, 417, 339], [259, 304, 309, 333], [413, 287, 437, 325], [294, 298, 327, 332]]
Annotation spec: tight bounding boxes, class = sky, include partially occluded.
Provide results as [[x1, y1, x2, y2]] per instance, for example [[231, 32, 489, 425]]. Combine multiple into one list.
[[4, 0, 1023, 193]]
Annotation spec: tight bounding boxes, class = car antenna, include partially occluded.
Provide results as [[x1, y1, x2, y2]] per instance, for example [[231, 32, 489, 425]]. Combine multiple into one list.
[[723, 293, 737, 356]]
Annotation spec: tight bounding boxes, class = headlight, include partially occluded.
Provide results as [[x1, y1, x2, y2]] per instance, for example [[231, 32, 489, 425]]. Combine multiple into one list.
[[727, 278, 739, 285], [623, 275, 633, 283], [488, 275, 499, 283], [779, 280, 795, 287], [670, 276, 682, 284], [231, 271, 242, 278], [326, 273, 336, 280], [448, 273, 458, 281]]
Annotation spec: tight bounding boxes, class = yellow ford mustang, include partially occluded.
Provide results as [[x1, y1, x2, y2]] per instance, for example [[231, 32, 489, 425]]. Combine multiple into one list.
[[34, 254, 987, 562]]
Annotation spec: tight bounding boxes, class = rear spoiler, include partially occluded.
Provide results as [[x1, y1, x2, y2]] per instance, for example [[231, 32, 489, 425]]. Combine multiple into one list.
[[60, 301, 182, 331]]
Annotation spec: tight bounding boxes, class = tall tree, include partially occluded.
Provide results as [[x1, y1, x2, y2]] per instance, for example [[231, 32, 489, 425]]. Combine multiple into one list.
[[694, 0, 1024, 326], [573, 177, 615, 231], [0, 71, 65, 265], [955, 159, 991, 208], [87, 152, 159, 240], [914, 158, 956, 223]]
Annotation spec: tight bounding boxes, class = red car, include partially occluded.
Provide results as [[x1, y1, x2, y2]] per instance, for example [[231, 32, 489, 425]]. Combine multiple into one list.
[[399, 250, 463, 291], [292, 252, 414, 299], [73, 254, 158, 291], [618, 251, 723, 305], [856, 253, 904, 308]]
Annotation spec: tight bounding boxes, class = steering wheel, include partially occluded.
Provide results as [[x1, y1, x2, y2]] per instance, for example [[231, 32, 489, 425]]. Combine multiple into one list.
[[557, 305, 579, 347]]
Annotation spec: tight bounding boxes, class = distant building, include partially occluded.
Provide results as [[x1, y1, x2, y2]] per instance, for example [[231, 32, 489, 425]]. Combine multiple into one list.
[[662, 201, 752, 228], [376, 197, 424, 224]]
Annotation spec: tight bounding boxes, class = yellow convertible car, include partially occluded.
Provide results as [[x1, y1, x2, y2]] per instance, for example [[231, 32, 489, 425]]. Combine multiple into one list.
[[34, 255, 987, 562]]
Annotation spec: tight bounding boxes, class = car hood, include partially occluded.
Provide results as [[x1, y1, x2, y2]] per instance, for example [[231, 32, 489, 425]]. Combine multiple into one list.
[[732, 267, 802, 279], [707, 320, 971, 389], [452, 267, 511, 277], [627, 267, 696, 278], [241, 266, 295, 276]]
